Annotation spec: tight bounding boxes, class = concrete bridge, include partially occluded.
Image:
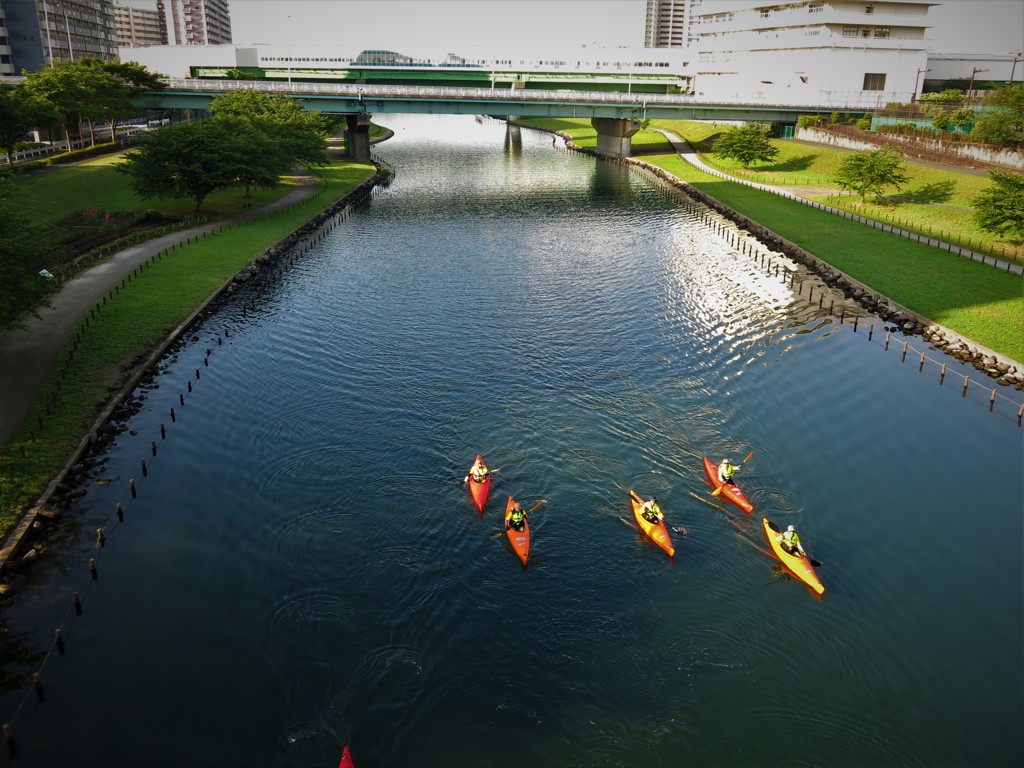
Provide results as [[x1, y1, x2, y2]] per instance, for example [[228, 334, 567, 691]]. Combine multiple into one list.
[[141, 78, 851, 162]]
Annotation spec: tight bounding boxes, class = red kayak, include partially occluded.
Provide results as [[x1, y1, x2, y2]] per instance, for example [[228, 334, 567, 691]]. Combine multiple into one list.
[[338, 745, 355, 768], [504, 495, 531, 565], [703, 456, 753, 514], [466, 453, 491, 513], [763, 518, 824, 596], [629, 490, 674, 557]]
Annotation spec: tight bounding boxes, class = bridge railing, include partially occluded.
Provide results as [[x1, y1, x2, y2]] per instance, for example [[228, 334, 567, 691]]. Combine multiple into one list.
[[159, 78, 905, 111]]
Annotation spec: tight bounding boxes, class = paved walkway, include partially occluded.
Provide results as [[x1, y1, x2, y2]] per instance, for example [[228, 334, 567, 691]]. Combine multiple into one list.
[[656, 131, 1024, 277], [0, 177, 318, 452]]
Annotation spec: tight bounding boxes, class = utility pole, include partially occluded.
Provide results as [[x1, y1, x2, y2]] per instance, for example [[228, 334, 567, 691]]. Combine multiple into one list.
[[912, 67, 930, 104], [967, 67, 989, 106]]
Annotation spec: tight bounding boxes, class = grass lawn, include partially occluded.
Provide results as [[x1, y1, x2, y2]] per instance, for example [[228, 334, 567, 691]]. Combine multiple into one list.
[[17, 152, 306, 227], [0, 161, 377, 541], [533, 117, 1022, 264], [520, 117, 1023, 363]]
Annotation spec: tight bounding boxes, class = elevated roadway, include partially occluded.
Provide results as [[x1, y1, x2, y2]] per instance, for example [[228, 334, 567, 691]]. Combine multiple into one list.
[[141, 78, 846, 160]]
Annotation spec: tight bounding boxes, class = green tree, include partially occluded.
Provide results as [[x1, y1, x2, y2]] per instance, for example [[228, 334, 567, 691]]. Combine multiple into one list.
[[0, 82, 55, 166], [918, 89, 965, 131], [947, 108, 976, 133], [0, 176, 51, 330], [972, 169, 1024, 239], [209, 88, 327, 168], [712, 123, 780, 169], [119, 118, 262, 211], [972, 85, 1024, 148], [92, 60, 165, 140], [22, 60, 96, 149], [833, 145, 909, 203]]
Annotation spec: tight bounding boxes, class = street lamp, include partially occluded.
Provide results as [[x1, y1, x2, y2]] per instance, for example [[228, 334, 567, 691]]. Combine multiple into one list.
[[1010, 51, 1023, 84], [911, 67, 930, 103], [967, 67, 989, 106]]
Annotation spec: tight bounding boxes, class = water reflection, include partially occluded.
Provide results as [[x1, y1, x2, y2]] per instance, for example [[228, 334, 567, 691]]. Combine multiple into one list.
[[0, 114, 1019, 768]]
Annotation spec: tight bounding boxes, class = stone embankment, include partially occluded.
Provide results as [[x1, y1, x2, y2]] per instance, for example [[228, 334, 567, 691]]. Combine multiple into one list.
[[0, 173, 386, 585], [547, 129, 1022, 391]]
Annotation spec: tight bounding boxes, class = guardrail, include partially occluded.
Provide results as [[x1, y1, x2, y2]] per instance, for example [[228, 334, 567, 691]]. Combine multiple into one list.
[[2, 129, 147, 167], [158, 78, 910, 111]]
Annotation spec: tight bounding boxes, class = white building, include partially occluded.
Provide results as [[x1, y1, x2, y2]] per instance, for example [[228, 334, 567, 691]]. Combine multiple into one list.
[[692, 0, 933, 107]]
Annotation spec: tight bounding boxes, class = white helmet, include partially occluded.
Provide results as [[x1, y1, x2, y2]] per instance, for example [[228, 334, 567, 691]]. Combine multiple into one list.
[[787, 525, 795, 532]]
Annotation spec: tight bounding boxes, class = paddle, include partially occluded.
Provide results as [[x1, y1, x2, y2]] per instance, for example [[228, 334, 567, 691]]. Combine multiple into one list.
[[504, 500, 545, 533], [711, 450, 754, 497]]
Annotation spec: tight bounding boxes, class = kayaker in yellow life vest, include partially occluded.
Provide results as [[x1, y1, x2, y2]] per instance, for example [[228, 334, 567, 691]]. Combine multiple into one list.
[[640, 497, 664, 524], [718, 458, 738, 485], [780, 525, 806, 558], [509, 503, 526, 531], [464, 460, 489, 484]]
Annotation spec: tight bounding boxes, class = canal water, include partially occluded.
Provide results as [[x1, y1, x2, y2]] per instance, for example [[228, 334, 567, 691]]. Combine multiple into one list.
[[1, 115, 1021, 768]]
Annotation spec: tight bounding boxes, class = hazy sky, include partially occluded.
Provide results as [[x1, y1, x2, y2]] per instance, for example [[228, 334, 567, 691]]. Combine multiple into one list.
[[222, 0, 1024, 54]]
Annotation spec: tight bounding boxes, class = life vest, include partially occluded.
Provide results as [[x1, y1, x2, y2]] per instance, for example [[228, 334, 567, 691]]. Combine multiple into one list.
[[719, 462, 735, 482], [472, 466, 488, 481], [510, 510, 524, 525]]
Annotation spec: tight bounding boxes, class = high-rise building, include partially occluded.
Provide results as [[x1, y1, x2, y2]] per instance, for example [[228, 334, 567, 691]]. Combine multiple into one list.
[[645, 0, 701, 49], [0, 0, 118, 72], [0, 1, 13, 75], [114, 1, 166, 48], [162, 0, 230, 46]]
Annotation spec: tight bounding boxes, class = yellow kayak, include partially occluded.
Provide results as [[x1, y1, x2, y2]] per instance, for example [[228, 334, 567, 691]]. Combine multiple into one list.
[[763, 518, 824, 596]]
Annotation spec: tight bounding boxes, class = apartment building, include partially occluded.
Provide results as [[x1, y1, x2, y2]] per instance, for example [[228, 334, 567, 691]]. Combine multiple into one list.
[[114, 1, 166, 48], [0, 1, 12, 75], [0, 0, 118, 72], [692, 0, 933, 106], [163, 0, 230, 46], [645, 0, 702, 49]]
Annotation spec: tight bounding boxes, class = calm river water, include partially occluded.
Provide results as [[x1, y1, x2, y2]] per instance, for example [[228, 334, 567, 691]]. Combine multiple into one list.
[[1, 115, 1021, 768]]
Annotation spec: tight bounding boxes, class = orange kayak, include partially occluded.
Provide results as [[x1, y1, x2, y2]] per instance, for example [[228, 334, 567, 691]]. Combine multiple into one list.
[[703, 456, 753, 514], [504, 496, 531, 565], [629, 490, 674, 557], [763, 518, 824, 596], [338, 745, 355, 768], [466, 453, 491, 513]]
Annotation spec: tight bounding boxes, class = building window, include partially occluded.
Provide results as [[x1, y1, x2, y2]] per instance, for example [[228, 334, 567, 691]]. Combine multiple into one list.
[[865, 5, 875, 13], [863, 73, 886, 91], [809, 2, 823, 11], [842, 26, 859, 38], [760, 9, 770, 18], [874, 27, 890, 38]]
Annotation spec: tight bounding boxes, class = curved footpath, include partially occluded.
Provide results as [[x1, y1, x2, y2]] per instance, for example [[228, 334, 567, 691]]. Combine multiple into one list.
[[0, 176, 319, 453], [657, 131, 1024, 278]]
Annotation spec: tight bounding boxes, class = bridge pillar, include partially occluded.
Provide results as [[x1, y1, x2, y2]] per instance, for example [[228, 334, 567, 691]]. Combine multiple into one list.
[[591, 117, 641, 158], [345, 113, 372, 163]]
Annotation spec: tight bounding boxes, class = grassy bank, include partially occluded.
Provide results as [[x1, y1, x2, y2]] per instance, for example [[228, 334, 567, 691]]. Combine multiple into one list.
[[0, 161, 377, 541], [534, 117, 1022, 265], [522, 117, 1024, 363]]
